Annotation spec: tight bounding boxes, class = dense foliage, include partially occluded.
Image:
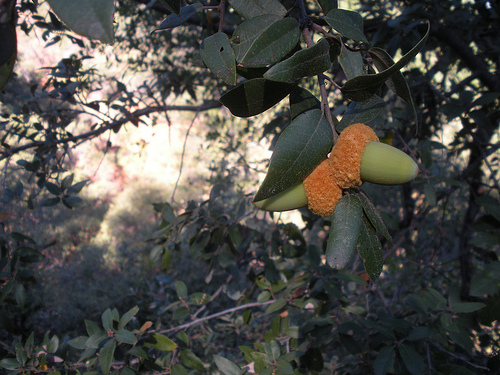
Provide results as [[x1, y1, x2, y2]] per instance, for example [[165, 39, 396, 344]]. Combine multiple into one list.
[[1, 0, 499, 374]]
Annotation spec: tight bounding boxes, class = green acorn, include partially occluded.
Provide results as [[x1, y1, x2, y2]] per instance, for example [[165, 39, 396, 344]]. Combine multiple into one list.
[[253, 183, 308, 212], [360, 141, 418, 185], [253, 140, 418, 213]]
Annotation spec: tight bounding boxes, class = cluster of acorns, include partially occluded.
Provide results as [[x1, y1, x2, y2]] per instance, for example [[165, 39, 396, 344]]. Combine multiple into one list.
[[254, 123, 418, 215]]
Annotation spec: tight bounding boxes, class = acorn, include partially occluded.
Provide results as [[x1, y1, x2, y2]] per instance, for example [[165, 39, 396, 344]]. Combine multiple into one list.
[[253, 182, 308, 212], [359, 141, 418, 185], [253, 124, 418, 216]]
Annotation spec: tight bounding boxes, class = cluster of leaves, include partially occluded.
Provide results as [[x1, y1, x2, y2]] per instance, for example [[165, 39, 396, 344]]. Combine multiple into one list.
[[1, 183, 498, 374], [155, 0, 429, 280], [1, 0, 499, 374]]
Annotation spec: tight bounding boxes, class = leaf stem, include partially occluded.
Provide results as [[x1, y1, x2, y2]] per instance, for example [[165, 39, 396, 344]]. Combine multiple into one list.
[[302, 27, 338, 143], [217, 0, 226, 33]]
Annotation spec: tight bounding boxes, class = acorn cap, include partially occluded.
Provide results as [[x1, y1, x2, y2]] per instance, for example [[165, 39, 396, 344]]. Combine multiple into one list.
[[328, 123, 379, 189], [303, 158, 342, 217]]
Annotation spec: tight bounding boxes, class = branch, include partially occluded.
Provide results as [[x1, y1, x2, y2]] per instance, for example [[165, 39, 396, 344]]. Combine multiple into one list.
[[0, 101, 221, 161], [430, 19, 500, 92], [427, 340, 490, 371], [301, 27, 338, 143], [158, 300, 275, 335]]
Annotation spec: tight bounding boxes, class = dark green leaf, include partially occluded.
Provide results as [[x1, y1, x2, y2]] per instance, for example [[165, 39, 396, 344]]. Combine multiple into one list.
[[254, 109, 333, 201], [451, 302, 486, 314], [338, 44, 363, 81], [40, 197, 60, 207], [46, 335, 59, 354], [61, 173, 74, 190], [227, 0, 286, 19], [99, 339, 116, 374], [341, 22, 430, 101], [66, 180, 88, 195], [173, 306, 189, 321], [78, 347, 97, 362], [289, 86, 321, 120], [302, 347, 324, 371], [85, 319, 102, 336], [471, 91, 500, 107], [149, 333, 177, 351], [470, 261, 500, 296], [424, 288, 448, 311], [318, 0, 338, 14], [158, 0, 181, 15], [357, 216, 383, 280], [257, 290, 271, 302], [190, 292, 211, 305], [200, 32, 236, 85], [171, 364, 189, 375], [357, 190, 393, 245], [128, 346, 148, 360], [153, 3, 203, 31], [176, 280, 188, 299], [118, 306, 139, 330], [68, 336, 89, 350], [0, 22, 16, 90], [0, 358, 21, 371], [265, 297, 286, 314], [220, 78, 296, 117], [86, 331, 108, 349], [399, 343, 425, 375], [448, 328, 473, 352], [475, 195, 500, 222], [180, 349, 205, 371], [14, 283, 26, 308], [115, 329, 137, 345], [374, 346, 394, 375], [276, 358, 294, 374], [236, 18, 300, 67], [232, 15, 280, 62], [264, 38, 331, 83], [369, 47, 416, 113], [325, 9, 367, 42], [17, 247, 45, 263], [424, 183, 436, 206], [62, 196, 84, 209], [47, 0, 115, 43], [8, 232, 36, 244], [177, 331, 189, 346], [15, 342, 27, 366], [214, 354, 243, 375], [45, 182, 61, 195], [407, 327, 430, 341], [337, 95, 385, 132], [326, 194, 363, 269], [102, 308, 115, 331]]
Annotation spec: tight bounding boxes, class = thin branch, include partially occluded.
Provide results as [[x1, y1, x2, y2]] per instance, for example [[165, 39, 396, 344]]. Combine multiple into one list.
[[217, 0, 226, 33], [191, 275, 233, 321], [301, 27, 338, 142], [171, 106, 201, 204], [158, 300, 275, 335], [0, 101, 221, 162], [427, 340, 490, 371]]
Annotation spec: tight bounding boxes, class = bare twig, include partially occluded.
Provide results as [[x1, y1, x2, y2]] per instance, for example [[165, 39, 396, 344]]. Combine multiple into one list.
[[158, 299, 275, 335], [171, 106, 202, 204], [0, 101, 221, 162], [217, 0, 226, 33], [301, 25, 338, 142], [427, 340, 490, 371]]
